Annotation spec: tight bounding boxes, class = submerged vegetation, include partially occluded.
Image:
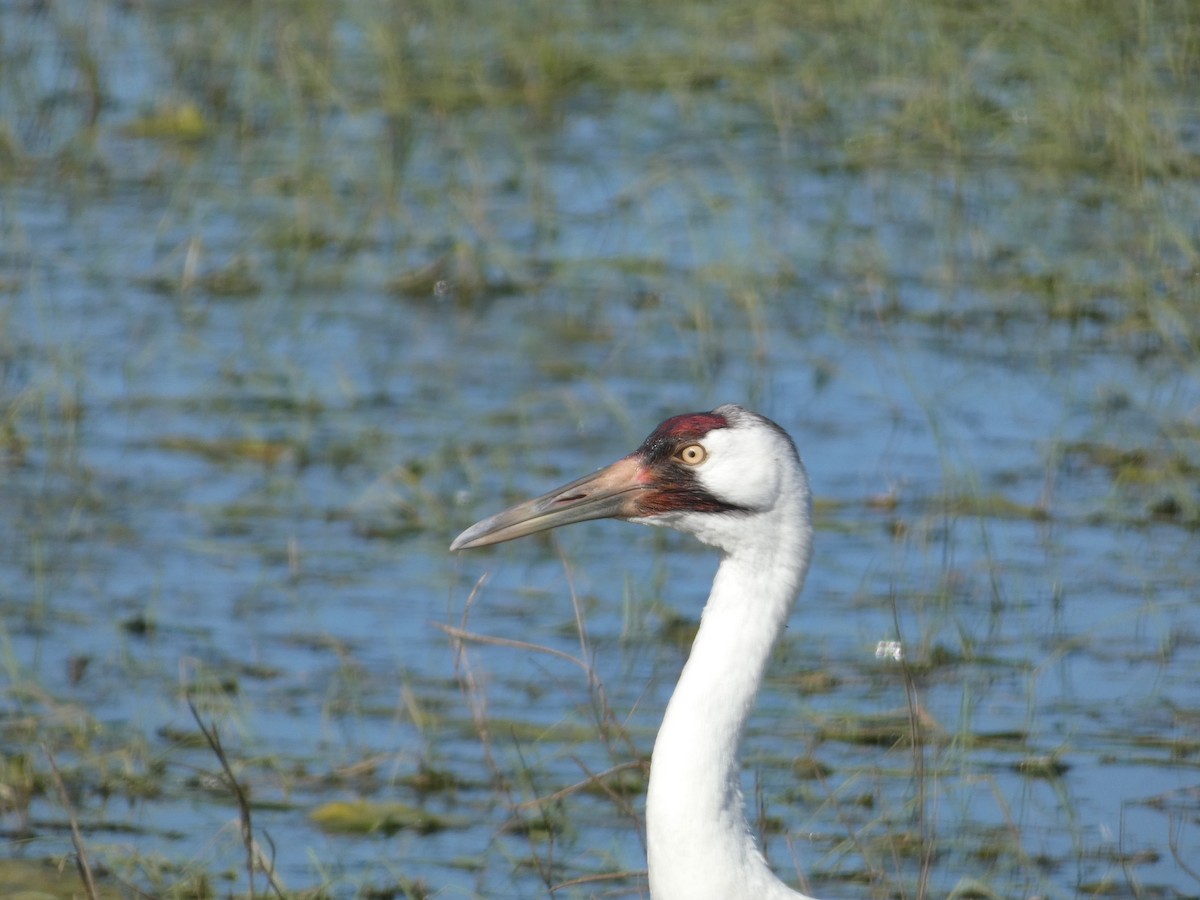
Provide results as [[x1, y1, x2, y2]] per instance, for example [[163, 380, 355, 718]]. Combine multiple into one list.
[[1, 0, 1198, 897]]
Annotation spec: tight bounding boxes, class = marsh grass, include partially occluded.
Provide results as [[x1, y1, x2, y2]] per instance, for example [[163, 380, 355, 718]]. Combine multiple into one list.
[[2, 0, 1199, 896], [440, 560, 653, 896]]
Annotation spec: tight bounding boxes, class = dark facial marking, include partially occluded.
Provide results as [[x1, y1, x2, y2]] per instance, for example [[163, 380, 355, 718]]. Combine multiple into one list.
[[630, 410, 749, 515], [636, 481, 749, 515]]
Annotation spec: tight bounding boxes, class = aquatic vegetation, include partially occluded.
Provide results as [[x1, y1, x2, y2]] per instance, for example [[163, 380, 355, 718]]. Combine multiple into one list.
[[310, 799, 461, 835], [0, 0, 1197, 896], [123, 102, 210, 142]]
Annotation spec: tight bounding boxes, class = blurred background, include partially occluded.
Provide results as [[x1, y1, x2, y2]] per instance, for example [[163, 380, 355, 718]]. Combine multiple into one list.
[[1, 1, 1198, 897]]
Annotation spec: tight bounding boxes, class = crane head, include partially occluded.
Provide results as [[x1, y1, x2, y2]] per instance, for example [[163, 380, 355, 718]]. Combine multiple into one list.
[[450, 404, 807, 553]]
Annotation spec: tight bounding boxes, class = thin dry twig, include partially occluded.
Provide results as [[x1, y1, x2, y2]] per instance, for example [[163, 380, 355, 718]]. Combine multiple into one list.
[[551, 869, 647, 892], [553, 536, 640, 766], [43, 745, 99, 900], [187, 697, 287, 899], [432, 621, 590, 676], [448, 546, 648, 896], [446, 574, 557, 887], [891, 593, 933, 900], [188, 698, 256, 897], [515, 760, 645, 811]]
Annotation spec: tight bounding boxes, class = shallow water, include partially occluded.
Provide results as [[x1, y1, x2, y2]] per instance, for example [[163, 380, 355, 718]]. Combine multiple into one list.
[[2, 2, 1199, 898]]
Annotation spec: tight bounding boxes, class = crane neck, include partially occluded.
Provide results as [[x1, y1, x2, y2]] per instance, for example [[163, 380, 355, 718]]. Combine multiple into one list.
[[645, 492, 816, 900]]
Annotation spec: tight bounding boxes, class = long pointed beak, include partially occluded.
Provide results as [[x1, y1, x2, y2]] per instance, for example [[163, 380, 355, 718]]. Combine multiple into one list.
[[450, 456, 647, 551]]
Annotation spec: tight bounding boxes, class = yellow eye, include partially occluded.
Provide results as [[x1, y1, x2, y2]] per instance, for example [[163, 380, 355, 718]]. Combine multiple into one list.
[[675, 443, 707, 466]]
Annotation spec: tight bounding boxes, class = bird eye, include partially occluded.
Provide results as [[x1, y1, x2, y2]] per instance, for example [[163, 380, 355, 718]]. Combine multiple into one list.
[[675, 443, 706, 466]]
